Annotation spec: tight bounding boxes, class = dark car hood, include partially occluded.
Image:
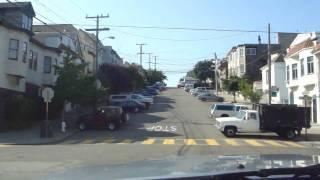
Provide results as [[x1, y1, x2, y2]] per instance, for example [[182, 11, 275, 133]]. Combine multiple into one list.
[[47, 154, 320, 179]]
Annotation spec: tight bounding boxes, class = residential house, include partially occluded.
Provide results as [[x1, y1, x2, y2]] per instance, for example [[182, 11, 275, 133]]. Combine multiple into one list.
[[285, 32, 320, 125], [0, 2, 62, 127], [101, 46, 123, 66], [226, 33, 297, 81], [78, 29, 96, 74], [32, 24, 83, 63], [217, 59, 228, 89], [260, 53, 288, 104]]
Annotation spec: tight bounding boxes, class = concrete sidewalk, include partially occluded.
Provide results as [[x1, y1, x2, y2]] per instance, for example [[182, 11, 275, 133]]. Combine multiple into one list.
[[0, 109, 85, 145]]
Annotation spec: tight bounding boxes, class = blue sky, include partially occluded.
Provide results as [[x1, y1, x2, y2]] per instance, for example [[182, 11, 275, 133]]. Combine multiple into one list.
[[7, 0, 320, 86]]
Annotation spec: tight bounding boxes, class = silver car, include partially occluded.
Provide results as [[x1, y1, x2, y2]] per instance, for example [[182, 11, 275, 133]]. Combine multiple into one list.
[[198, 93, 224, 102]]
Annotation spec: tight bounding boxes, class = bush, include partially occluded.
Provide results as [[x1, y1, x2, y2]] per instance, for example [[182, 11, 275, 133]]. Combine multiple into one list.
[[5, 95, 40, 130]]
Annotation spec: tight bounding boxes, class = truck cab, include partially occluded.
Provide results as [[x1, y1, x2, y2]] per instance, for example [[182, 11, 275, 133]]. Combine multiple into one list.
[[215, 110, 260, 137]]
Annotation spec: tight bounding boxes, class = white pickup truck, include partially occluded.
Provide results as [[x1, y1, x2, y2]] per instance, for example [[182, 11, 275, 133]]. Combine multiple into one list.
[[215, 104, 310, 139]]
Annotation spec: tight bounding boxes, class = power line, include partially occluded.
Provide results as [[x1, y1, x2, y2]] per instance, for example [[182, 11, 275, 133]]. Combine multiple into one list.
[[33, 0, 71, 24], [68, 0, 87, 15], [112, 29, 246, 42], [72, 24, 270, 33]]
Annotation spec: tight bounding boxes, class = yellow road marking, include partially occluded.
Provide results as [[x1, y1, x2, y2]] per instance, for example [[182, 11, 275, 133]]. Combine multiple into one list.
[[142, 139, 155, 145], [225, 139, 239, 146], [244, 140, 265, 147], [81, 139, 95, 144], [283, 141, 305, 148], [205, 139, 219, 146], [163, 139, 175, 145], [184, 139, 197, 145], [117, 139, 132, 144], [263, 140, 287, 147]]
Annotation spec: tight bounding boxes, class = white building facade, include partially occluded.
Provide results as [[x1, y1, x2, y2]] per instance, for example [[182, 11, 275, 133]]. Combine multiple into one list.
[[285, 32, 320, 125], [260, 53, 288, 104]]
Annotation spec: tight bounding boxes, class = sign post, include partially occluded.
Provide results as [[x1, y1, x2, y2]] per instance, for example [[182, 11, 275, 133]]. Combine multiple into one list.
[[41, 87, 54, 138]]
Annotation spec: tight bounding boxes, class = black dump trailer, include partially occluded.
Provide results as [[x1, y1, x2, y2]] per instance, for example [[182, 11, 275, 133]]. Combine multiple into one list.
[[252, 104, 310, 139]]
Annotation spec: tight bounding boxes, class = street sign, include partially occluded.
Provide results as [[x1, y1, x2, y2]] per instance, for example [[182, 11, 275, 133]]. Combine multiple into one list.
[[42, 87, 54, 102]]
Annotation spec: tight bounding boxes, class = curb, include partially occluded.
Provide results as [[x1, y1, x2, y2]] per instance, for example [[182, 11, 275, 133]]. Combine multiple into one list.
[[2, 129, 80, 146]]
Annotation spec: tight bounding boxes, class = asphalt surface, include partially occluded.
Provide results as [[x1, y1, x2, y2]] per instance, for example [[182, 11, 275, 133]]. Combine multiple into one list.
[[0, 88, 319, 179]]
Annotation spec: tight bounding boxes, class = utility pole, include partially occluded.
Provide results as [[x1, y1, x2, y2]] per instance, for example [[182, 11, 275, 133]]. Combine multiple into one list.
[[214, 53, 219, 95], [268, 23, 272, 104], [153, 56, 158, 71], [145, 53, 152, 70], [136, 43, 146, 67], [85, 14, 110, 77]]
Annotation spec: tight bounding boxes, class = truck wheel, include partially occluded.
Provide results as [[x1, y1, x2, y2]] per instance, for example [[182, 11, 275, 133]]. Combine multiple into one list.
[[285, 129, 296, 139], [224, 127, 236, 137], [201, 98, 207, 101]]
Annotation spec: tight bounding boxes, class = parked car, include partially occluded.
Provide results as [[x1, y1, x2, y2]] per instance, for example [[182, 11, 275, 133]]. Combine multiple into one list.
[[198, 93, 224, 102], [145, 88, 159, 95], [76, 106, 128, 131], [215, 104, 310, 139], [111, 100, 146, 113], [110, 94, 153, 109], [210, 103, 249, 118], [193, 89, 210, 96]]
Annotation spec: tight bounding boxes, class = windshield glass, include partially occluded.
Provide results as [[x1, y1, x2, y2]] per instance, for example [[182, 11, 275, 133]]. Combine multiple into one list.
[[2, 0, 319, 179], [236, 110, 246, 119]]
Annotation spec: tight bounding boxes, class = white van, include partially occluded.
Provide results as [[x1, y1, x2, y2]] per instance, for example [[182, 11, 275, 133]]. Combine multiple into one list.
[[210, 103, 249, 118]]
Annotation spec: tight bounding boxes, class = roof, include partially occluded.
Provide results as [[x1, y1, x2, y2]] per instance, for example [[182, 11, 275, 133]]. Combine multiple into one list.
[[311, 43, 320, 54], [33, 24, 78, 33], [0, 2, 35, 16], [30, 37, 61, 53], [285, 38, 314, 58]]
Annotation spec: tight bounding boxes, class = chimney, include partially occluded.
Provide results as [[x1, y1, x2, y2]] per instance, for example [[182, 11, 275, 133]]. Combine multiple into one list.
[[258, 35, 261, 44]]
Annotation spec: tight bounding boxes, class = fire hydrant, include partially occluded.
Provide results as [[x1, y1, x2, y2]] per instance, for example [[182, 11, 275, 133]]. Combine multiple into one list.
[[61, 121, 67, 133]]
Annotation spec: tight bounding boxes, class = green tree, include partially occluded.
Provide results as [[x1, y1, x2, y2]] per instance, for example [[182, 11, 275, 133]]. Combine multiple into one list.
[[53, 52, 98, 108], [193, 60, 215, 82], [186, 70, 196, 78], [222, 76, 240, 102], [144, 70, 167, 85], [99, 64, 146, 93]]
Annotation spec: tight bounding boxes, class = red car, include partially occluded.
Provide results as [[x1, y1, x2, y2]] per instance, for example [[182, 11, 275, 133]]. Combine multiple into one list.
[[77, 106, 129, 131]]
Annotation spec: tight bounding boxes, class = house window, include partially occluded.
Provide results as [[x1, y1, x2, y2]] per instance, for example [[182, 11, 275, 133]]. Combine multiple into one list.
[[44, 56, 52, 73], [22, 14, 32, 30], [300, 58, 304, 76], [266, 70, 269, 83], [292, 63, 298, 80], [33, 52, 38, 71], [240, 64, 245, 73], [239, 48, 244, 57], [307, 56, 314, 74], [22, 42, 28, 63], [8, 39, 19, 60], [246, 48, 256, 55], [286, 65, 290, 82], [28, 50, 33, 69]]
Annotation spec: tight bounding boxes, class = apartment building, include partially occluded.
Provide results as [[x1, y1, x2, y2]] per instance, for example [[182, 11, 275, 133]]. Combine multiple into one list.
[[226, 33, 297, 81]]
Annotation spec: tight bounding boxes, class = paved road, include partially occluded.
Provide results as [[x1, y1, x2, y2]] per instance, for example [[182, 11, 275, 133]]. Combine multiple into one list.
[[0, 88, 319, 179]]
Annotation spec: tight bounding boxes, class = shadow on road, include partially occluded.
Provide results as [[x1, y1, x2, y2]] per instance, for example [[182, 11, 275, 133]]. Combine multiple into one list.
[[147, 96, 175, 113]]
